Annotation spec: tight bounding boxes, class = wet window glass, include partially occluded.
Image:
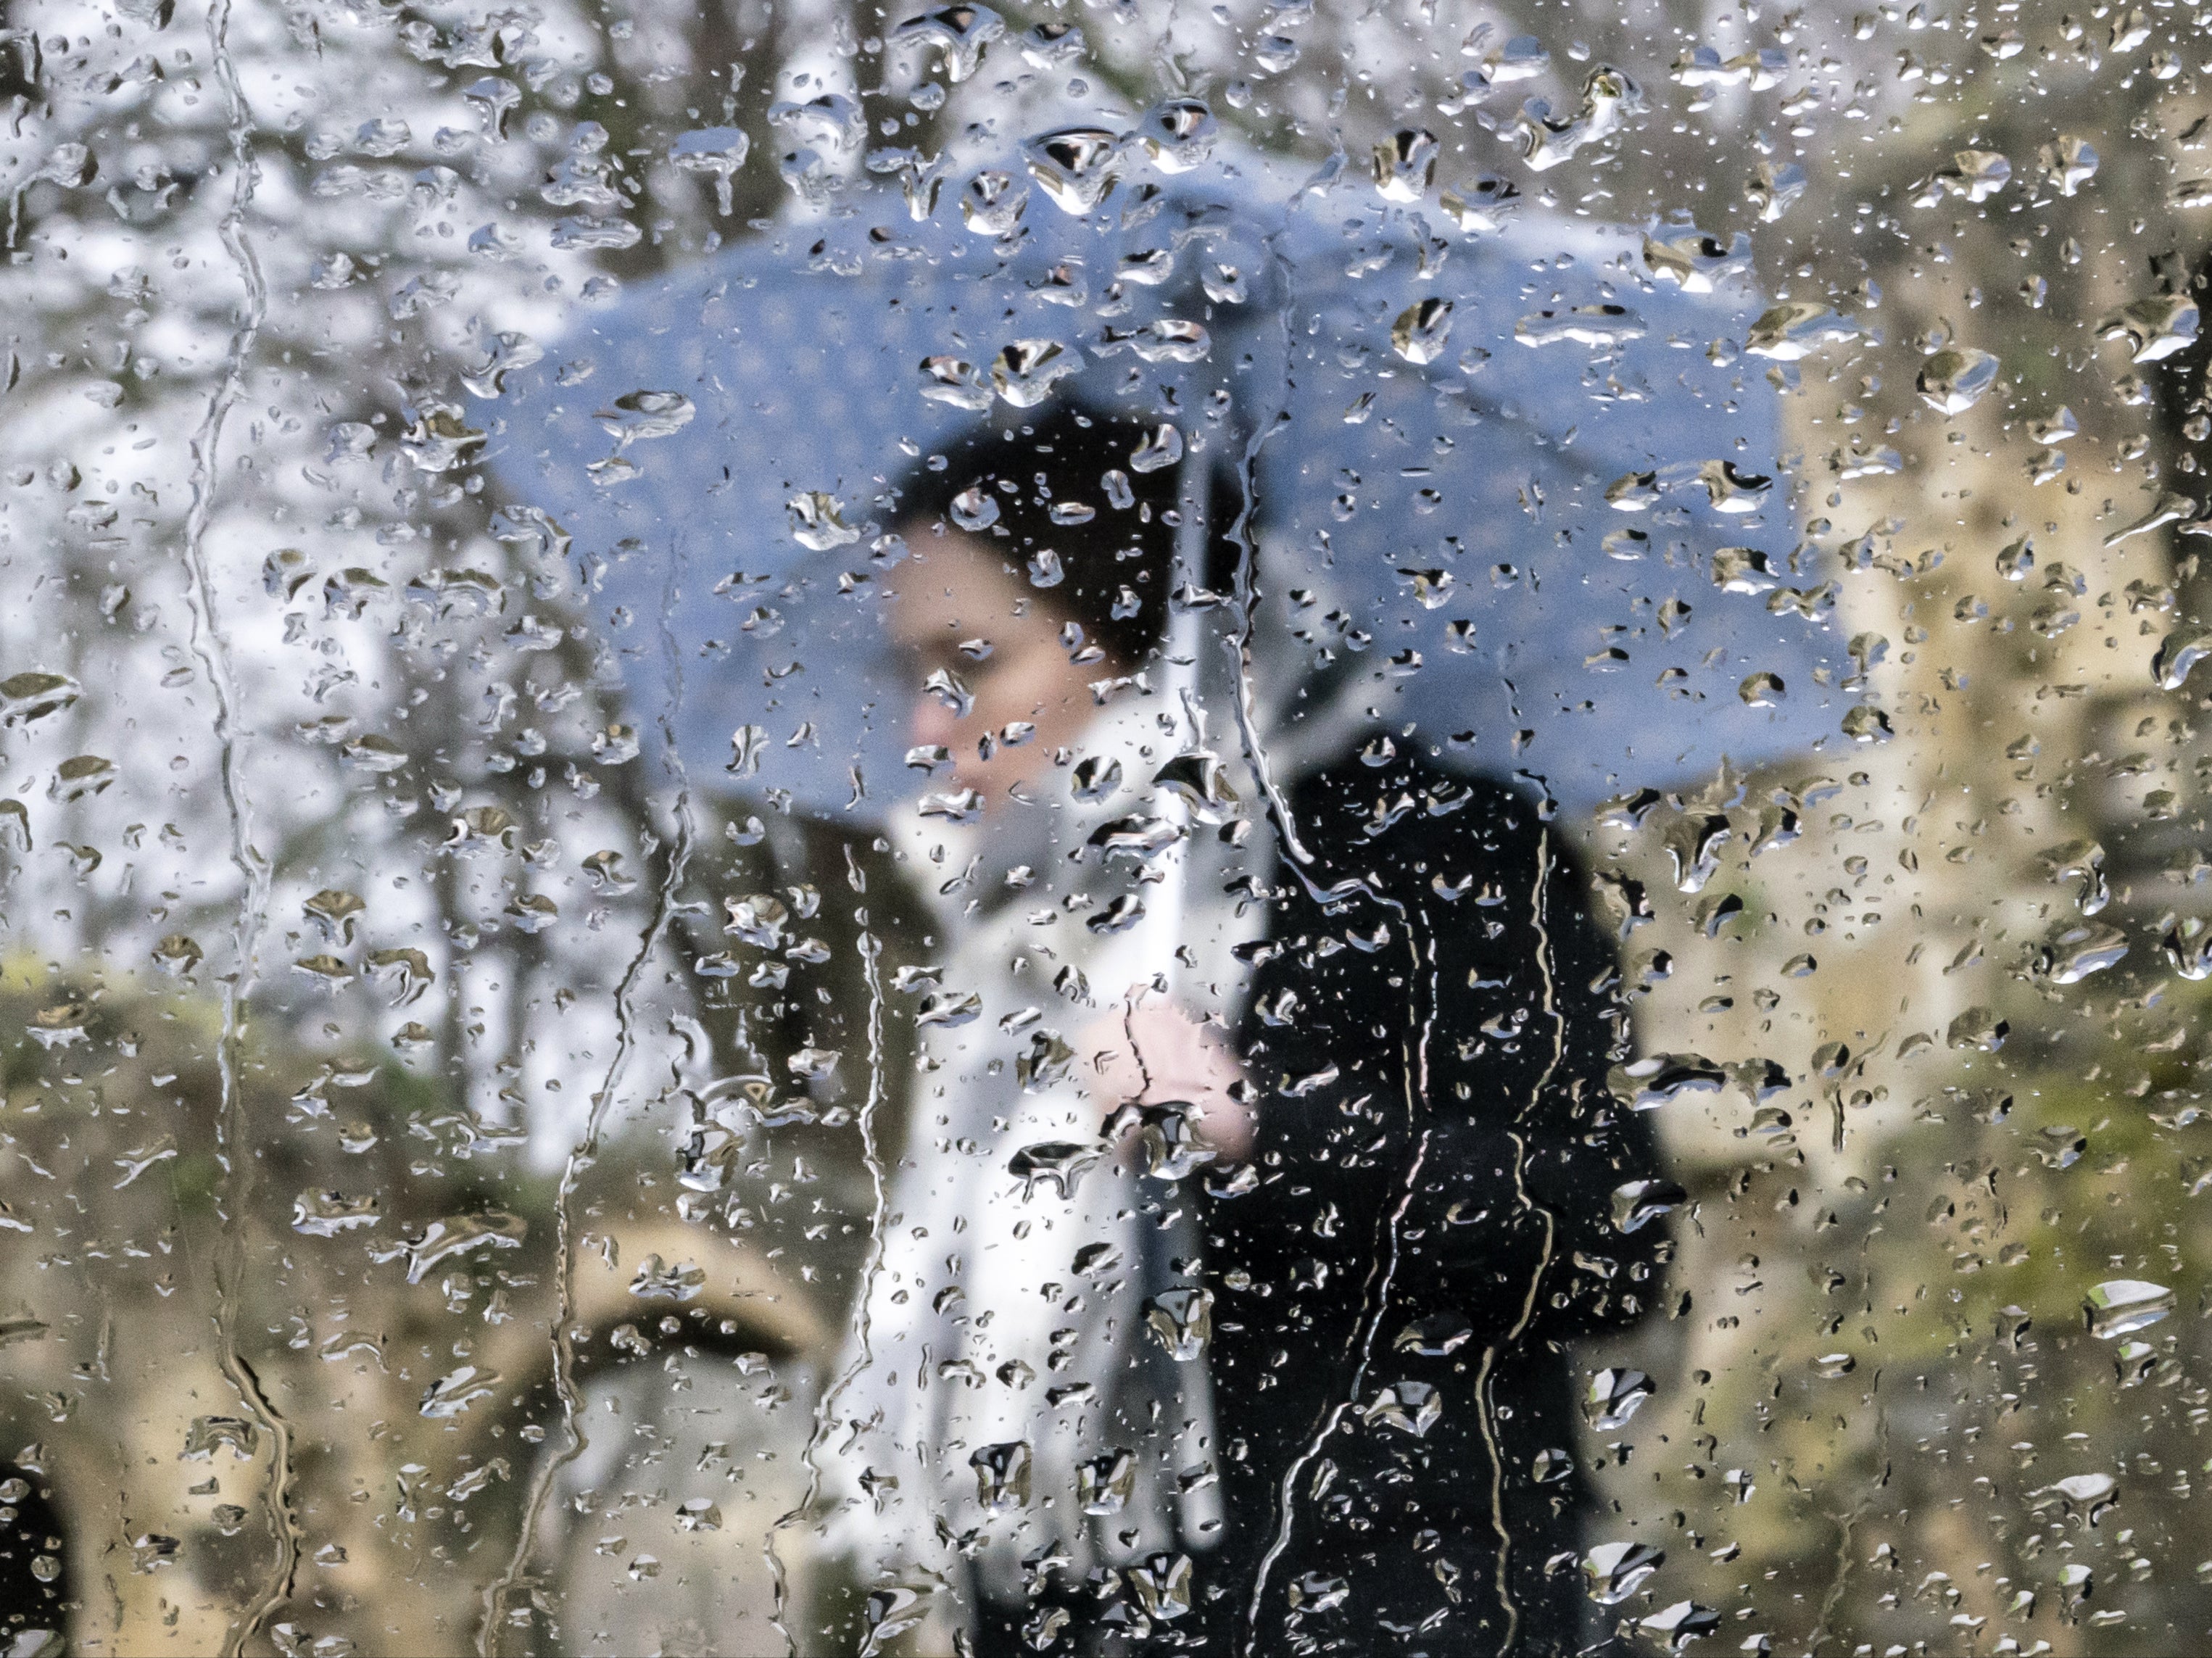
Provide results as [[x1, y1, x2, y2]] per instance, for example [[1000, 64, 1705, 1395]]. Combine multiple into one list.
[[7, 0, 2212, 1654]]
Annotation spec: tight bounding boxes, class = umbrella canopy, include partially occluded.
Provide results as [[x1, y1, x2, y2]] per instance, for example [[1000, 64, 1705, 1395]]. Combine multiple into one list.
[[483, 132, 1837, 821]]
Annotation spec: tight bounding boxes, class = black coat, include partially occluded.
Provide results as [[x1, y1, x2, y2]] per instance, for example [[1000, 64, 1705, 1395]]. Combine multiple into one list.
[[1193, 752, 1665, 1657], [0, 1460, 69, 1651]]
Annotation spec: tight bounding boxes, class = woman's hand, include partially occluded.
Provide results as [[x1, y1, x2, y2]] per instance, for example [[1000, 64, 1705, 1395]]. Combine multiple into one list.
[[1082, 1000, 1254, 1163]]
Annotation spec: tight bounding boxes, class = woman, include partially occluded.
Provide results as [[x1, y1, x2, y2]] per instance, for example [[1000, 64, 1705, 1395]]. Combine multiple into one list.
[[824, 399, 1661, 1657], [821, 405, 1251, 1656]]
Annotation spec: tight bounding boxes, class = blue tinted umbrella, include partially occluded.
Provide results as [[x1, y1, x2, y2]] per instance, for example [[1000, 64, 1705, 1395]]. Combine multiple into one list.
[[483, 136, 1836, 820]]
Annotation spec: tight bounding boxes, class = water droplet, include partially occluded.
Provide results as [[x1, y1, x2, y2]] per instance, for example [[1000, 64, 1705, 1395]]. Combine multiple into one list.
[[2153, 626, 2212, 689], [595, 389, 695, 448], [1744, 301, 1861, 360], [1362, 1380, 1442, 1435], [1712, 547, 1778, 592], [419, 1364, 500, 1419], [915, 989, 982, 1029], [1008, 1140, 1102, 1200], [1371, 128, 1438, 201], [396, 408, 484, 474], [2084, 1279, 2174, 1339], [1019, 20, 1085, 67], [892, 4, 1006, 82], [1739, 671, 1786, 707], [1438, 173, 1520, 233], [2039, 838, 2109, 913], [1072, 754, 1124, 801], [1747, 159, 1807, 223], [182, 1415, 260, 1460], [366, 948, 435, 1007], [1128, 423, 1183, 473], [1152, 751, 1238, 821], [152, 934, 204, 977], [1642, 223, 1752, 292], [2108, 491, 2203, 550], [0, 672, 80, 728], [1612, 1179, 1687, 1232], [47, 755, 115, 804], [1696, 459, 1773, 512], [1586, 1367, 1656, 1428], [1286, 1570, 1349, 1612], [918, 353, 994, 409], [339, 734, 409, 774], [969, 1439, 1032, 1512], [2038, 922, 2128, 984], [1143, 1285, 1213, 1360], [1515, 303, 1646, 349], [787, 1045, 841, 1082], [2165, 919, 2212, 979], [2100, 294, 2200, 363], [1610, 1053, 1727, 1111], [1842, 706, 1894, 744], [787, 491, 863, 550], [1641, 1602, 1723, 1653], [1915, 346, 2000, 415], [1913, 147, 2010, 204], [676, 1123, 744, 1193], [1135, 98, 1217, 173], [668, 128, 749, 215], [1583, 1541, 1665, 1604], [1116, 318, 1210, 363], [1514, 65, 1646, 170], [860, 1584, 935, 1657], [629, 1254, 707, 1300], [290, 1187, 382, 1238], [1392, 297, 1456, 363], [303, 888, 367, 945], [1085, 813, 1186, 865], [1673, 44, 1786, 89], [1020, 127, 1123, 213], [1946, 1006, 2008, 1051], [2033, 1472, 2121, 1526], [1393, 1311, 1475, 1355], [767, 93, 865, 158], [1485, 34, 1552, 81], [1074, 1449, 1137, 1517], [2039, 133, 2099, 195], [990, 339, 1080, 407], [399, 1210, 527, 1284], [674, 1497, 721, 1532], [1129, 1552, 1196, 1619]]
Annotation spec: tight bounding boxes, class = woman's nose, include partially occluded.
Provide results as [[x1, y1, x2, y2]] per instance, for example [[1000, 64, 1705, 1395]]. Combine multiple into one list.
[[912, 696, 958, 746]]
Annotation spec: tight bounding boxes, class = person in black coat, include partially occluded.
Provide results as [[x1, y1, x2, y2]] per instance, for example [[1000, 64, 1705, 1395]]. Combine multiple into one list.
[[0, 1459, 69, 1654], [878, 405, 1661, 1658], [1195, 747, 1663, 1657]]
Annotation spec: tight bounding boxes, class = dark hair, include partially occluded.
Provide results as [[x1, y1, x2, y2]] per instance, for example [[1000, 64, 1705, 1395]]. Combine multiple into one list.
[[892, 402, 1201, 667]]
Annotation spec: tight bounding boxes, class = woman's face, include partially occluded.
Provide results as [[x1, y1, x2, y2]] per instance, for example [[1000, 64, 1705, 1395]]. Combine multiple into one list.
[[887, 528, 1111, 814]]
